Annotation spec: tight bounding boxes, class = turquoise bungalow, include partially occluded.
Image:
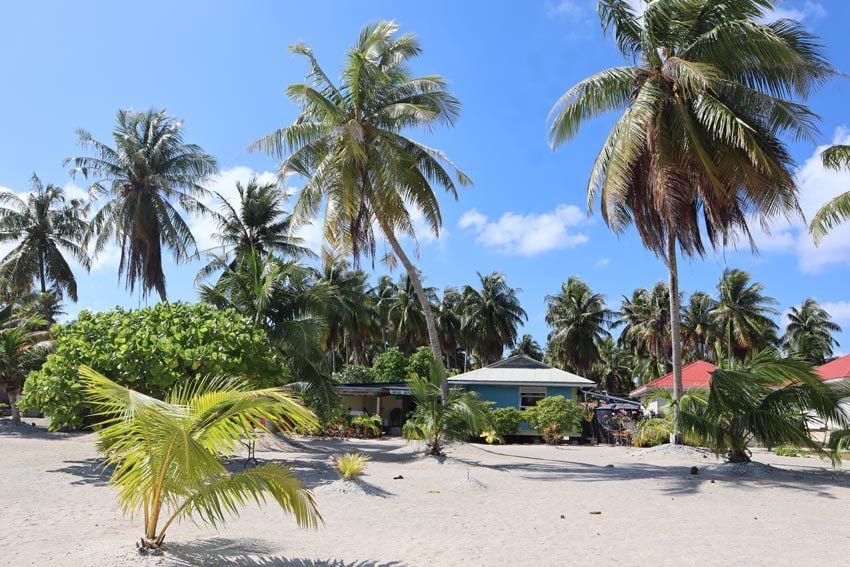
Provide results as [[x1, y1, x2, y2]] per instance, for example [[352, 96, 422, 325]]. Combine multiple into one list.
[[449, 355, 596, 435]]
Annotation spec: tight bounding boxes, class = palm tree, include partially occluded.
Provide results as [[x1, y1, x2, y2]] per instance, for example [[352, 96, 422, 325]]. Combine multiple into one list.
[[681, 292, 717, 362], [0, 174, 90, 301], [252, 21, 471, 400], [680, 350, 849, 462], [511, 334, 545, 361], [81, 366, 320, 549], [461, 272, 527, 366], [402, 367, 491, 455], [545, 277, 611, 376], [197, 178, 313, 282], [591, 337, 635, 394], [388, 273, 437, 355], [436, 287, 465, 369], [810, 145, 850, 242], [66, 108, 218, 300], [548, 1, 826, 440], [615, 283, 673, 375], [370, 274, 399, 353], [319, 259, 371, 370], [0, 307, 52, 423], [784, 298, 841, 364], [711, 268, 779, 362]]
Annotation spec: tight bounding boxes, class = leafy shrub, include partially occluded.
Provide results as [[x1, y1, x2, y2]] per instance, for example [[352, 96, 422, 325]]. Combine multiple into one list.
[[406, 346, 436, 379], [20, 302, 285, 430], [828, 429, 850, 451], [350, 414, 382, 438], [774, 445, 802, 457], [632, 418, 672, 448], [333, 453, 370, 481], [372, 347, 409, 383], [523, 396, 583, 435], [488, 406, 523, 438], [333, 365, 378, 384]]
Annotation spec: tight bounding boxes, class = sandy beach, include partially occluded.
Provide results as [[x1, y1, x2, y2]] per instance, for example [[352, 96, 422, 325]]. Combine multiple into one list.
[[2, 418, 849, 567]]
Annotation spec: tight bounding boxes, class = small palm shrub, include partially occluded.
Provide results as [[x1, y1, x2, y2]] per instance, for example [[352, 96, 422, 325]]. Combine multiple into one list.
[[632, 418, 672, 448], [479, 429, 502, 444], [828, 429, 850, 451], [82, 366, 320, 549], [541, 423, 563, 445], [333, 453, 370, 481], [350, 414, 382, 438]]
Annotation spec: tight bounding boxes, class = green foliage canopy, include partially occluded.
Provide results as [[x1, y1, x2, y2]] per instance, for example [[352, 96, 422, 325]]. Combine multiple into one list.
[[21, 302, 285, 430], [523, 396, 584, 434]]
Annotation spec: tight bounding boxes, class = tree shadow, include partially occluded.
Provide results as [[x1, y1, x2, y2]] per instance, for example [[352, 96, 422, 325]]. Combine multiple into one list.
[[47, 458, 113, 486], [452, 444, 850, 499], [163, 537, 405, 567], [0, 418, 87, 441]]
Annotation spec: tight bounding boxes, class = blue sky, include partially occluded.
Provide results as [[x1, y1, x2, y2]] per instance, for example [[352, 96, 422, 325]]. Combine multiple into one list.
[[2, 1, 850, 352]]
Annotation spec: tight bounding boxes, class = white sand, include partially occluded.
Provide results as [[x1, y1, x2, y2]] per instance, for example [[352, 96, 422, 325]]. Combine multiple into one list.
[[3, 418, 850, 566]]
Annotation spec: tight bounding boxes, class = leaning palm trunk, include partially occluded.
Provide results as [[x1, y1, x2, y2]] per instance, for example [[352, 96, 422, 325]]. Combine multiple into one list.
[[380, 221, 448, 401], [667, 233, 684, 443], [7, 389, 20, 423]]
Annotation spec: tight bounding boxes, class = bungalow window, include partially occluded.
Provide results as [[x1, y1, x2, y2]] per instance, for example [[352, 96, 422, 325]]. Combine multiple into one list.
[[519, 386, 546, 410]]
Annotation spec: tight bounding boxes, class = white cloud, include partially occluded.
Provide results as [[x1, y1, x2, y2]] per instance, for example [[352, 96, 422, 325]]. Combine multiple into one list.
[[595, 257, 610, 267], [821, 301, 850, 327], [458, 205, 589, 256], [767, 1, 826, 22], [545, 0, 587, 19]]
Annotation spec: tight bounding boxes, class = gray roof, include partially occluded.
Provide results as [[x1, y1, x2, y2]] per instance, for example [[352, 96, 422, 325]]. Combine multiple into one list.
[[448, 355, 595, 387]]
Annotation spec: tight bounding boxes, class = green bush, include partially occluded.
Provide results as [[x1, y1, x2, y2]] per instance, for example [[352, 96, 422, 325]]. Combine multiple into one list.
[[632, 418, 672, 448], [406, 346, 436, 379], [333, 365, 378, 384], [523, 396, 583, 435], [828, 429, 850, 451], [488, 407, 523, 438], [372, 347, 408, 383], [20, 302, 285, 430], [774, 445, 802, 457]]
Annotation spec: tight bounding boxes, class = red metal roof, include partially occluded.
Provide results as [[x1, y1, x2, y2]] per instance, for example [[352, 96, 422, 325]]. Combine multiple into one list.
[[630, 360, 717, 397], [816, 354, 850, 381]]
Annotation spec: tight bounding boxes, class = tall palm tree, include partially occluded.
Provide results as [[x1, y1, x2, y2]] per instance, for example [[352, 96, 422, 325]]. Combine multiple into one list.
[[548, 0, 826, 440], [66, 108, 218, 300], [545, 276, 611, 376], [681, 291, 717, 362], [783, 298, 840, 364], [319, 259, 371, 370], [591, 337, 635, 394], [0, 174, 90, 300], [511, 334, 545, 361], [615, 283, 672, 374], [810, 145, 850, 242], [436, 287, 464, 369], [197, 178, 313, 282], [388, 273, 437, 355], [370, 274, 399, 353], [461, 272, 527, 366], [252, 21, 471, 400], [711, 268, 779, 362]]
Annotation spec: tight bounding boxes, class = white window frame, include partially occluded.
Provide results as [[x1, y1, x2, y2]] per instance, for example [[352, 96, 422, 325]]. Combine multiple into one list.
[[519, 386, 547, 410]]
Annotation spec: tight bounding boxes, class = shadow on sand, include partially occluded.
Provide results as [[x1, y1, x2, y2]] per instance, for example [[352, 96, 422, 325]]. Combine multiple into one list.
[[0, 418, 88, 441], [163, 537, 405, 567], [48, 457, 113, 486], [448, 444, 850, 499]]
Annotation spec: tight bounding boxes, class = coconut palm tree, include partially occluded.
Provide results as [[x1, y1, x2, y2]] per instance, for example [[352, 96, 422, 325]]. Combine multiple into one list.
[[548, 0, 826, 439], [370, 274, 399, 353], [711, 268, 779, 362], [680, 350, 849, 462], [388, 273, 437, 355], [251, 21, 471, 400], [591, 337, 635, 394], [81, 366, 320, 549], [681, 291, 717, 362], [461, 272, 527, 366], [615, 283, 673, 374], [0, 174, 90, 301], [511, 334, 545, 361], [319, 260, 371, 370], [402, 367, 491, 455], [66, 108, 217, 300], [545, 277, 611, 376], [436, 287, 465, 369], [810, 145, 850, 242], [784, 298, 841, 364], [197, 178, 314, 282]]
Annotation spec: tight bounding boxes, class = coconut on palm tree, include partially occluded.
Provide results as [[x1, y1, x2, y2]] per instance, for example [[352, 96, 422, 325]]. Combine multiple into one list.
[[0, 174, 90, 301], [66, 108, 217, 300], [545, 276, 611, 376], [711, 268, 779, 362], [198, 177, 314, 282], [548, 0, 827, 440], [810, 145, 850, 242], [251, 21, 471, 400], [783, 298, 840, 364]]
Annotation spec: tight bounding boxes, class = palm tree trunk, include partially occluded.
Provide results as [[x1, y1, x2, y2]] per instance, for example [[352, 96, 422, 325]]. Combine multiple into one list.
[[378, 220, 448, 401], [7, 389, 21, 423], [666, 232, 684, 445], [38, 252, 47, 294]]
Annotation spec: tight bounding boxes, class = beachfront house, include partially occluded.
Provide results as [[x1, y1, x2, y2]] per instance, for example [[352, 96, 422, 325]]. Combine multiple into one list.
[[335, 354, 595, 436], [629, 360, 716, 414]]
